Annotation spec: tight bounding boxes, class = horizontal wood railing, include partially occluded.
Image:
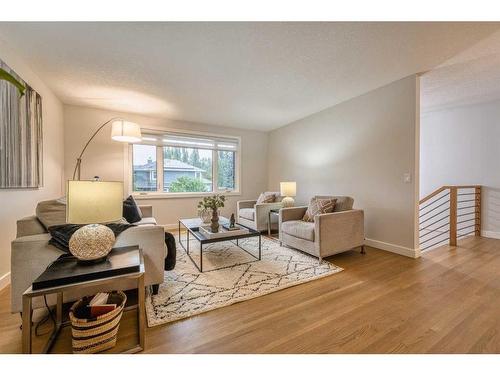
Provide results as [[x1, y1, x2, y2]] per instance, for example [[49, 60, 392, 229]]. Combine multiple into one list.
[[419, 185, 481, 251]]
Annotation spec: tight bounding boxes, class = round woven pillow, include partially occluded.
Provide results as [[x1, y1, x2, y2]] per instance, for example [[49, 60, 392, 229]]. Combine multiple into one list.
[[69, 224, 115, 261]]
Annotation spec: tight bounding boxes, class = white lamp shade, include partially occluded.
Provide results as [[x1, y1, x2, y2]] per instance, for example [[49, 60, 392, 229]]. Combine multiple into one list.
[[111, 120, 142, 143], [280, 181, 296, 197], [67, 180, 124, 224]]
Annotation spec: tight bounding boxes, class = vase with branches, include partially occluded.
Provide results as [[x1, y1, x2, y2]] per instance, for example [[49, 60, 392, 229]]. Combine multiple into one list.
[[198, 194, 225, 232]]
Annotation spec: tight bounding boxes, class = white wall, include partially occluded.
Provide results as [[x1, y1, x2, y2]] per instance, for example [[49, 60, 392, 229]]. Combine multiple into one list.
[[420, 99, 500, 236], [63, 105, 269, 227], [268, 75, 420, 256], [0, 40, 65, 286]]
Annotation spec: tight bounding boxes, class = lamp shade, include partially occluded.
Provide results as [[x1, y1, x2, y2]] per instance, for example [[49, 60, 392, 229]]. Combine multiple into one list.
[[67, 180, 123, 224], [111, 120, 142, 143], [280, 181, 296, 197]]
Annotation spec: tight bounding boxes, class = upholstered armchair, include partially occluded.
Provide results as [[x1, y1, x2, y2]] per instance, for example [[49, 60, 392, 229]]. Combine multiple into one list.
[[279, 195, 365, 262], [237, 193, 283, 232]]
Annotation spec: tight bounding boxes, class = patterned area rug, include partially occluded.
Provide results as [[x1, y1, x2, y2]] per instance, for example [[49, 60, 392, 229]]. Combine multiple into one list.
[[145, 237, 343, 327]]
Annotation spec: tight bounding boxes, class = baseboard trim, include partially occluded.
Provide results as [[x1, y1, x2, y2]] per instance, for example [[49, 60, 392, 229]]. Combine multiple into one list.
[[481, 230, 500, 239], [364, 238, 420, 258], [163, 223, 179, 231], [0, 272, 11, 291]]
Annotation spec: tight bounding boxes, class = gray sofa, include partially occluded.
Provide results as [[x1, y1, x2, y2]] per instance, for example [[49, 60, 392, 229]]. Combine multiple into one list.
[[237, 192, 283, 232], [279, 195, 365, 261], [10, 200, 165, 313]]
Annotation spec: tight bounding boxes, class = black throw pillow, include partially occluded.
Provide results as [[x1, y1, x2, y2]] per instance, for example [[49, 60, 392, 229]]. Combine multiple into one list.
[[123, 195, 142, 223]]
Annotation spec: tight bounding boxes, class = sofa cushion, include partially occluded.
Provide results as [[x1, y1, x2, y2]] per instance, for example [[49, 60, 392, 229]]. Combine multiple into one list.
[[281, 220, 315, 241], [36, 199, 67, 230], [239, 208, 255, 221], [256, 192, 276, 204], [302, 197, 337, 222], [17, 216, 47, 237], [315, 195, 354, 212], [134, 217, 157, 226]]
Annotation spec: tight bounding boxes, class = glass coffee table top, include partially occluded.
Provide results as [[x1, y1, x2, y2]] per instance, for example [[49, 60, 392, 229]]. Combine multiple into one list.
[[178, 216, 261, 272]]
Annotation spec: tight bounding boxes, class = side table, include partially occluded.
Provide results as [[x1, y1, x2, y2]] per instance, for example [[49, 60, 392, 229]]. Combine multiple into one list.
[[22, 246, 145, 354]]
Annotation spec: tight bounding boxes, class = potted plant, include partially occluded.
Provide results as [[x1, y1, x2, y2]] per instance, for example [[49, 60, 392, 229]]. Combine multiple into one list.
[[198, 194, 225, 232]]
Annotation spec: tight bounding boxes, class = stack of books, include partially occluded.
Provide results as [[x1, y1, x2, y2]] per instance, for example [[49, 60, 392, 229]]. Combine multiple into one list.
[[83, 292, 117, 318]]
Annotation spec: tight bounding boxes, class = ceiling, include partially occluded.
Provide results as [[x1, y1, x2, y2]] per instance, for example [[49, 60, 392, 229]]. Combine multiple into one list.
[[0, 22, 498, 131], [421, 29, 500, 113]]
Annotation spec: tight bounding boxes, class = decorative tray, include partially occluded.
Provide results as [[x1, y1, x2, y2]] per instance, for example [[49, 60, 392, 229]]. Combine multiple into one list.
[[199, 225, 249, 239]]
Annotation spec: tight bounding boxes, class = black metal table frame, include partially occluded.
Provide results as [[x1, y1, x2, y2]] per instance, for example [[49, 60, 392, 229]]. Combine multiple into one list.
[[178, 220, 261, 272]]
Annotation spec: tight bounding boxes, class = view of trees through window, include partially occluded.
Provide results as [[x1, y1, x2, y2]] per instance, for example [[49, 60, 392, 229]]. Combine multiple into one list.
[[218, 151, 235, 190], [163, 147, 212, 192], [132, 140, 237, 194]]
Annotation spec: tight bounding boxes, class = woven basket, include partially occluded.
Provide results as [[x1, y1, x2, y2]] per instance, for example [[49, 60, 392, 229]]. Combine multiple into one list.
[[69, 291, 127, 354]]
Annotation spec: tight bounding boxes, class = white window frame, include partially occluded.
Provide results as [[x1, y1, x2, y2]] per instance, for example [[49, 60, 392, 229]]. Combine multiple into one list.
[[127, 128, 241, 199]]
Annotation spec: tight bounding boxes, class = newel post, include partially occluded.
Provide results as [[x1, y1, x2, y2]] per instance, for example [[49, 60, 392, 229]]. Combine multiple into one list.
[[475, 186, 482, 236], [449, 187, 457, 246]]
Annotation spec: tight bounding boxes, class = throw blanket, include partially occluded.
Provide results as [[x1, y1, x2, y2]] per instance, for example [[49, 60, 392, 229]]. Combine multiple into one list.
[[48, 223, 135, 252]]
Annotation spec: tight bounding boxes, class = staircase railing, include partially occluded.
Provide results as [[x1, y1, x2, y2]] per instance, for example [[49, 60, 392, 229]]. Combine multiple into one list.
[[419, 185, 481, 251]]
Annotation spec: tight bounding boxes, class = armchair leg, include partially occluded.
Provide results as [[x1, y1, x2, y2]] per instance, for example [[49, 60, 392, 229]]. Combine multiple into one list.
[[360, 245, 366, 255], [151, 284, 160, 295], [318, 256, 322, 264]]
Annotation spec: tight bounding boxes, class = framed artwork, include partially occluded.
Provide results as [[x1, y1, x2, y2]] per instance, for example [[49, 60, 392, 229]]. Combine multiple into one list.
[[0, 58, 43, 189]]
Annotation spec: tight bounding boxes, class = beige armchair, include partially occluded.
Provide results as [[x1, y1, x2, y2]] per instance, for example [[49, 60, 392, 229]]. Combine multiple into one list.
[[237, 193, 283, 232], [279, 196, 364, 262]]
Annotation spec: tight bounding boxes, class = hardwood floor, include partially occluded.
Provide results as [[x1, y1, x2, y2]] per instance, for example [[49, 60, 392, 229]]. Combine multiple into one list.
[[1, 236, 499, 353]]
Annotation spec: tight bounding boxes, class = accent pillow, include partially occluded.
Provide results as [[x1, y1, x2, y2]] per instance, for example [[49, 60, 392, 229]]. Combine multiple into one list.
[[302, 197, 337, 222], [123, 195, 143, 223], [256, 192, 276, 204]]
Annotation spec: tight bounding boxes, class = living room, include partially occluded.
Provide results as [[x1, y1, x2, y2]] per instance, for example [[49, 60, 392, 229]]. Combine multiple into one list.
[[1, 1, 500, 372]]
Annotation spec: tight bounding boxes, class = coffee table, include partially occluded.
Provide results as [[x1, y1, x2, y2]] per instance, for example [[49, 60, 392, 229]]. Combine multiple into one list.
[[178, 217, 261, 272]]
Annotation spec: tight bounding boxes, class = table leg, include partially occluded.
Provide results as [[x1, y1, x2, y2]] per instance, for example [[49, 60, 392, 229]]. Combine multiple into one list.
[[268, 211, 271, 236], [138, 274, 145, 350], [259, 235, 262, 260], [22, 295, 32, 354], [200, 242, 203, 272], [178, 221, 181, 245], [187, 230, 190, 254], [56, 292, 63, 325]]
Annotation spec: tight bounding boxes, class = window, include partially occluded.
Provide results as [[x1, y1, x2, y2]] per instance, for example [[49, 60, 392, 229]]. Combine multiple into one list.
[[217, 150, 235, 190], [163, 147, 212, 193], [130, 131, 240, 196], [132, 144, 157, 192]]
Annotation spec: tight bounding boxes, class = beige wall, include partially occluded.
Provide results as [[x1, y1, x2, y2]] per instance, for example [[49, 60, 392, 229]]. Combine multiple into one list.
[[0, 40, 65, 283], [63, 105, 269, 227], [268, 75, 420, 256], [420, 99, 500, 237]]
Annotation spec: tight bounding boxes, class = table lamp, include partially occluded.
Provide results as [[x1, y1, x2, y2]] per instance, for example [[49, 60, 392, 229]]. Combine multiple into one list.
[[67, 180, 124, 263], [280, 181, 297, 208]]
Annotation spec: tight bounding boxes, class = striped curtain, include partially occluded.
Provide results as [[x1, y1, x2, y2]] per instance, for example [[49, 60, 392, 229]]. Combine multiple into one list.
[[0, 58, 43, 189]]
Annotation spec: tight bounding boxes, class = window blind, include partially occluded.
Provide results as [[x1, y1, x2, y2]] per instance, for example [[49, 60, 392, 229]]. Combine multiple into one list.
[[140, 130, 238, 151]]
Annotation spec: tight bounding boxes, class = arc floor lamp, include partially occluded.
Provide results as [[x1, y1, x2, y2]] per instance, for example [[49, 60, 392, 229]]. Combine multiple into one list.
[[72, 118, 142, 180], [68, 118, 142, 262]]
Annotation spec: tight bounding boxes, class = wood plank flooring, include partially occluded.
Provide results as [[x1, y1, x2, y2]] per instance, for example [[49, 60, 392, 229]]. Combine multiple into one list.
[[1, 236, 499, 353]]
